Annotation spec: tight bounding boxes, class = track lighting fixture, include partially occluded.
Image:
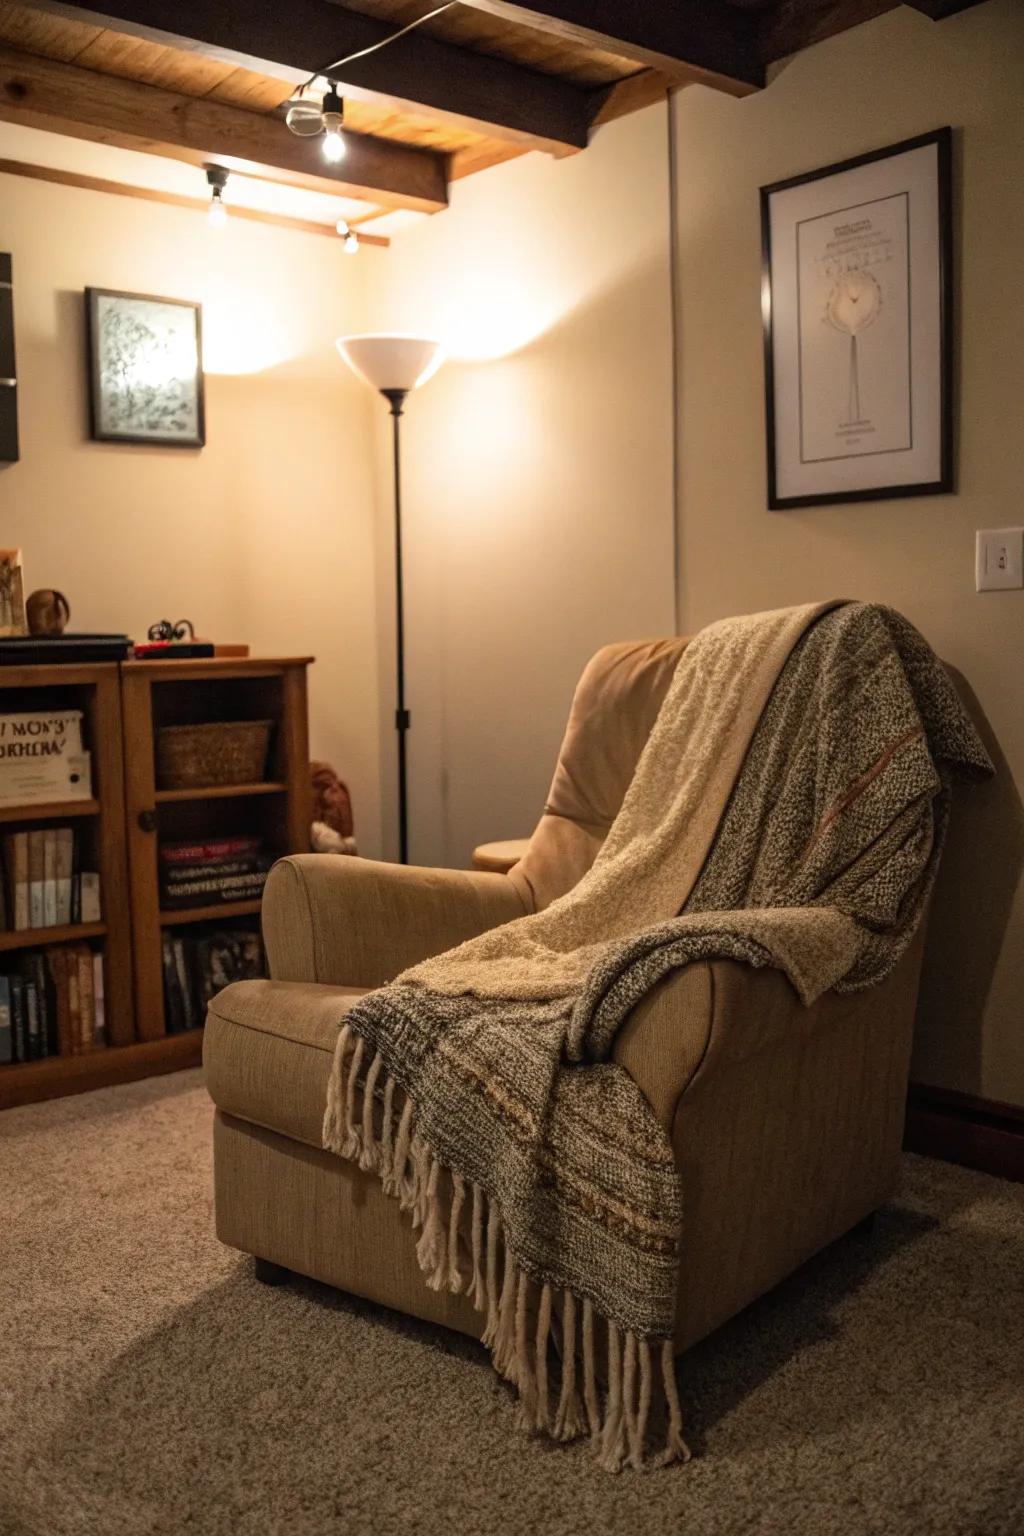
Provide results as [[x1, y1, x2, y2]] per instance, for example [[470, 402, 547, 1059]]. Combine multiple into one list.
[[336, 220, 360, 255], [321, 83, 346, 163], [205, 164, 229, 229], [282, 3, 456, 164]]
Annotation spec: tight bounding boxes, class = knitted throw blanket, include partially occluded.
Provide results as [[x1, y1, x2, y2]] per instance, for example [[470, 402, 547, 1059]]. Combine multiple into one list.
[[323, 602, 991, 1471]]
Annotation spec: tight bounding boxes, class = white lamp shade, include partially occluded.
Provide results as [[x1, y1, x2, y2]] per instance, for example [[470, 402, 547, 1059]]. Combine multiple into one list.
[[336, 333, 445, 394]]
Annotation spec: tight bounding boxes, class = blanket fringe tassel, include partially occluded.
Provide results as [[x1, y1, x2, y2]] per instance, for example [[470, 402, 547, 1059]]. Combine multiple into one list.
[[324, 1041, 691, 1473]]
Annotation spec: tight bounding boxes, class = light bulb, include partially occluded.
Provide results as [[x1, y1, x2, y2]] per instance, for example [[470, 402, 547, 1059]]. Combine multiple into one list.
[[322, 120, 346, 163], [208, 189, 227, 229], [344, 232, 359, 255]]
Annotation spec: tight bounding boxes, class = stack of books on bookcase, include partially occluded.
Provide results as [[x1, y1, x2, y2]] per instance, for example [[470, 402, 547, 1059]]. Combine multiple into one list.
[[0, 946, 105, 1063], [159, 835, 271, 911], [0, 827, 102, 930], [162, 928, 264, 1033]]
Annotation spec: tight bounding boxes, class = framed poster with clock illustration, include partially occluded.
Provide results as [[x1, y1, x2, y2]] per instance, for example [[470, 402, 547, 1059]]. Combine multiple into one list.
[[760, 127, 952, 509]]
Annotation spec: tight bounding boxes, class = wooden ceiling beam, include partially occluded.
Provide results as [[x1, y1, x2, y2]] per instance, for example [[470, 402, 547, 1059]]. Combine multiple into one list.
[[453, 0, 764, 96], [0, 44, 448, 210], [16, 0, 595, 155], [758, 0, 989, 64]]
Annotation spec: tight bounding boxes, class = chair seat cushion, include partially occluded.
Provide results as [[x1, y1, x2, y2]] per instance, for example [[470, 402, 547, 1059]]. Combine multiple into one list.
[[204, 980, 366, 1149]]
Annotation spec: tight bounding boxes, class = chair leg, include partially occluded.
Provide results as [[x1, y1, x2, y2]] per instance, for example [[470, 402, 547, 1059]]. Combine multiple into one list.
[[253, 1256, 291, 1286]]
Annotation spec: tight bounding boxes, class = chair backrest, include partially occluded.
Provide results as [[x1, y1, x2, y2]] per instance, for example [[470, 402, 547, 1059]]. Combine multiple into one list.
[[509, 638, 689, 911]]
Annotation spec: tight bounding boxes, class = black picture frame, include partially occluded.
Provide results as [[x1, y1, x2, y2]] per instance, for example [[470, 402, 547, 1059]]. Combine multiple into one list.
[[760, 127, 953, 510], [85, 287, 205, 448]]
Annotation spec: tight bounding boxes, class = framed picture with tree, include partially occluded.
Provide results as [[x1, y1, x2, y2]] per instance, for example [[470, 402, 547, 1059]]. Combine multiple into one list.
[[85, 288, 205, 448]]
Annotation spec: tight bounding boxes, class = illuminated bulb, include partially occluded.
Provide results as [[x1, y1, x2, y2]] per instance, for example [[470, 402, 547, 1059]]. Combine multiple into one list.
[[336, 220, 359, 254], [321, 83, 346, 163], [322, 120, 346, 162], [208, 187, 228, 229]]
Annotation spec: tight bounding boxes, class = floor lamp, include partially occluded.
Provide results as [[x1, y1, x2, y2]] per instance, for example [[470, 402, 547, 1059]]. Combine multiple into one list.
[[336, 333, 446, 864]]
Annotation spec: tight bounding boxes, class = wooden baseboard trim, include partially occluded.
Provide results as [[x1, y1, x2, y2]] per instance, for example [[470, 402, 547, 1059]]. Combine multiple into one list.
[[904, 1082, 1024, 1183]]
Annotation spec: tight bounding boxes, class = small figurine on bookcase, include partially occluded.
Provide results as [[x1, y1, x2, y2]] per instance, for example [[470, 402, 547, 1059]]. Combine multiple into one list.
[[26, 588, 70, 636], [311, 761, 357, 855]]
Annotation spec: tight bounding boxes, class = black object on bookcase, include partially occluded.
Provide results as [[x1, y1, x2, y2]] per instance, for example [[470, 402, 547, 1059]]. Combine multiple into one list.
[[0, 253, 18, 464]]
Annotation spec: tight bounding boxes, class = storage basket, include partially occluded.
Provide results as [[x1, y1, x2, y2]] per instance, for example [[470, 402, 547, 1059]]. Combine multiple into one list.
[[156, 719, 273, 790]]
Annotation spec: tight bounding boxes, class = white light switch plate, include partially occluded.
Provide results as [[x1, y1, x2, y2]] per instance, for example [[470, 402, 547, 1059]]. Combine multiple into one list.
[[976, 527, 1024, 591]]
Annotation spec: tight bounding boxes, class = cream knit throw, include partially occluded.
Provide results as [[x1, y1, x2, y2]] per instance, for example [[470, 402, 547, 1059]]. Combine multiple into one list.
[[323, 602, 991, 1471]]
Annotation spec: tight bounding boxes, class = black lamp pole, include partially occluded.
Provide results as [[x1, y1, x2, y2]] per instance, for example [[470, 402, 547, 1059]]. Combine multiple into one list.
[[381, 387, 410, 864]]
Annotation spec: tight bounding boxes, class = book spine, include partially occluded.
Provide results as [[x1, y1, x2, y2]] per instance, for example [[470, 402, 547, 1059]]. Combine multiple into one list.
[[0, 976, 10, 1064], [7, 830, 29, 929], [9, 974, 26, 1061], [172, 937, 198, 1030], [160, 837, 262, 866], [79, 871, 102, 923], [47, 948, 71, 1056], [71, 829, 81, 924], [43, 827, 58, 927], [77, 948, 95, 1051], [28, 829, 45, 929], [92, 952, 106, 1047], [66, 951, 81, 1054], [161, 934, 185, 1034], [24, 977, 41, 1059], [162, 858, 265, 883], [55, 826, 74, 924]]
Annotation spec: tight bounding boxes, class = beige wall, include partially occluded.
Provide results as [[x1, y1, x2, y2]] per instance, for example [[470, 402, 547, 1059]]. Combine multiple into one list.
[[0, 166, 384, 853], [360, 105, 677, 868], [672, 0, 1024, 1104]]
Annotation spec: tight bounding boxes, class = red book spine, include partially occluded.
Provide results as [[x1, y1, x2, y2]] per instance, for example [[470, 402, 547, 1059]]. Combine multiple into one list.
[[160, 837, 262, 865]]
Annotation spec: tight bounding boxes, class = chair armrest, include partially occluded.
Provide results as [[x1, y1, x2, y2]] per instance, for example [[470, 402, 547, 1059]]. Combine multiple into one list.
[[612, 940, 924, 1135], [262, 854, 529, 989]]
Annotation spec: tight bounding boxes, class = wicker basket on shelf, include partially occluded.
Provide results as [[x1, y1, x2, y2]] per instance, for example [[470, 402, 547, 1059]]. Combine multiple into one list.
[[156, 719, 273, 790]]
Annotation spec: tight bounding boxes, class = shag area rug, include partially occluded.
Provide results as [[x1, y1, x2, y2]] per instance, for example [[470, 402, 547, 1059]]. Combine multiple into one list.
[[1, 1070, 1021, 1536]]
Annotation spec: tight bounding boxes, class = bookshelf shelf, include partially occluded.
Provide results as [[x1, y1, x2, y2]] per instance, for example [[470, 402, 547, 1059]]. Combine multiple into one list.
[[154, 782, 287, 804], [0, 921, 107, 953], [0, 1030, 204, 1110], [159, 899, 263, 926], [1, 656, 312, 1105], [0, 798, 100, 823]]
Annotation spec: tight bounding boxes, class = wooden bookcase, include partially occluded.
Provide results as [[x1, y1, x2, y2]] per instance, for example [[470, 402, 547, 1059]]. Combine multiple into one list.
[[0, 656, 311, 1108]]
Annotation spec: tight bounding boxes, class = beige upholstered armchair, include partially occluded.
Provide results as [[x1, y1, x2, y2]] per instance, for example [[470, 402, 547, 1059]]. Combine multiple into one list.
[[204, 639, 924, 1352]]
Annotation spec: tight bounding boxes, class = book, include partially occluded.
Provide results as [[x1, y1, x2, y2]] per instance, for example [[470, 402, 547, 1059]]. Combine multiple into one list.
[[79, 871, 102, 923], [161, 934, 186, 1034], [66, 950, 81, 1053], [172, 937, 199, 1030], [24, 977, 41, 1060], [92, 953, 105, 1047], [4, 830, 29, 929], [9, 973, 26, 1061], [27, 829, 45, 929], [160, 870, 269, 910], [55, 827, 74, 924], [163, 858, 265, 884], [47, 948, 72, 1056], [160, 836, 263, 866], [134, 641, 215, 659], [23, 951, 51, 1055], [0, 976, 10, 1063], [77, 947, 95, 1050], [43, 827, 58, 927]]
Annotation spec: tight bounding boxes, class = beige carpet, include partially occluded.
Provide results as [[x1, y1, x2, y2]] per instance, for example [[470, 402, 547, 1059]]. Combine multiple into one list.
[[1, 1071, 1021, 1536]]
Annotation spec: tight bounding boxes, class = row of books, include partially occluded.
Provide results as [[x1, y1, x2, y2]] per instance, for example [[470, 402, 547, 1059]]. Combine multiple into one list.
[[0, 944, 105, 1062], [1, 827, 101, 932], [162, 927, 264, 1033], [159, 836, 271, 911], [0, 708, 93, 806]]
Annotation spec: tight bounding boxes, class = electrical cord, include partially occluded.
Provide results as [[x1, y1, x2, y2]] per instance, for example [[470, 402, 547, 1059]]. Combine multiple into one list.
[[295, 2, 458, 94]]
